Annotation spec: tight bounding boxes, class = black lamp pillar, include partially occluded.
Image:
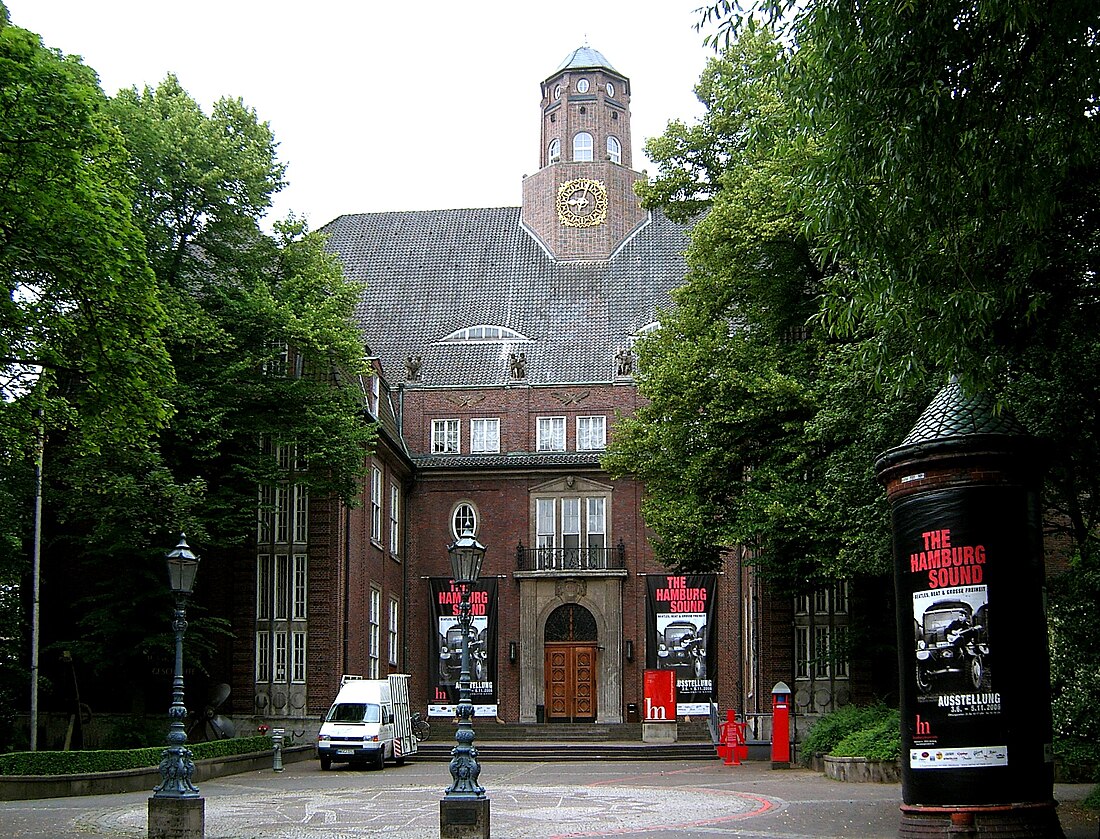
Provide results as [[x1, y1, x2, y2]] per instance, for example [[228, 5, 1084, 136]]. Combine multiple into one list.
[[148, 535, 206, 838], [154, 534, 201, 799], [440, 528, 490, 839]]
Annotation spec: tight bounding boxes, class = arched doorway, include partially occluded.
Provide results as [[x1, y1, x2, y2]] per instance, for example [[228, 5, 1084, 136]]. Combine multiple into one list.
[[544, 603, 597, 722]]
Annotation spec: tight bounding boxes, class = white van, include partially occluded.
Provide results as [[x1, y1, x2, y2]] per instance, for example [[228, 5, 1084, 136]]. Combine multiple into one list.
[[317, 673, 417, 770]]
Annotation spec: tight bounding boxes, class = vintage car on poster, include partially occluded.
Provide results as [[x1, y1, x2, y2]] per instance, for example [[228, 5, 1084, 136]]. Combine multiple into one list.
[[437, 615, 488, 687], [914, 588, 990, 695], [655, 615, 708, 679]]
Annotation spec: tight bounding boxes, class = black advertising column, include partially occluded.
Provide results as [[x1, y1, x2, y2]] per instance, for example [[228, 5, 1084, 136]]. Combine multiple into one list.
[[875, 379, 1062, 838]]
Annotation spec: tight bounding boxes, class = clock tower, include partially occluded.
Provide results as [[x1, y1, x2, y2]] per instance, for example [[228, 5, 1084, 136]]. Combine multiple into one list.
[[521, 46, 649, 260]]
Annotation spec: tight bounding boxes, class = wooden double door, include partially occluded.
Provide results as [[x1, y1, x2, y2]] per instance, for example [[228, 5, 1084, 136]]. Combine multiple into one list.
[[544, 642, 597, 722]]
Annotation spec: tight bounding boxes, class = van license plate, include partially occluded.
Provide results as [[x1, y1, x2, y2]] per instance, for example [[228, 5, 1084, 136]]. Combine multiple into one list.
[[336, 749, 354, 755]]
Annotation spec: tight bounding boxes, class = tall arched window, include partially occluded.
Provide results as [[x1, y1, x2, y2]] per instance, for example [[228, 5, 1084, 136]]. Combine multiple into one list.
[[573, 132, 593, 162], [548, 138, 561, 162], [606, 136, 621, 164]]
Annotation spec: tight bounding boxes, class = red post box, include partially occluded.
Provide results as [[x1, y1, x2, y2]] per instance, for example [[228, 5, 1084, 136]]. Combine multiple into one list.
[[771, 681, 791, 769]]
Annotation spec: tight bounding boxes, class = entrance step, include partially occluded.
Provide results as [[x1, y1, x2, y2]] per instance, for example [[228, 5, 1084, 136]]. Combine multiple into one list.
[[414, 720, 721, 760], [424, 721, 712, 743], [415, 741, 717, 761]]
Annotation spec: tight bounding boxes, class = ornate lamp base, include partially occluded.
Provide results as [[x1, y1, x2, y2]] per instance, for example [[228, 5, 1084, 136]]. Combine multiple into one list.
[[148, 795, 205, 839], [440, 797, 490, 839]]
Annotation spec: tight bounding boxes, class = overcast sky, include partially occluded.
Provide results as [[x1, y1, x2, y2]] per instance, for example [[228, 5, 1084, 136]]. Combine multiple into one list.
[[8, 1, 713, 228]]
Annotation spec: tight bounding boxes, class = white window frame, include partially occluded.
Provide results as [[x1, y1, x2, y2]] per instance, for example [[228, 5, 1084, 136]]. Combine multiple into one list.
[[573, 131, 593, 161], [471, 418, 500, 453], [256, 555, 271, 620], [274, 485, 290, 543], [452, 502, 477, 539], [371, 466, 383, 543], [432, 419, 461, 454], [291, 630, 307, 683], [274, 554, 290, 619], [792, 583, 851, 711], [562, 498, 581, 553], [537, 416, 566, 452], [388, 598, 399, 666], [274, 630, 288, 681], [587, 497, 606, 549], [548, 138, 561, 161], [606, 136, 621, 164], [389, 484, 400, 557], [292, 554, 307, 620], [369, 587, 381, 679], [536, 499, 556, 550], [257, 485, 274, 543], [256, 632, 271, 682], [795, 626, 810, 679], [577, 416, 606, 451], [369, 373, 380, 417], [293, 484, 308, 543]]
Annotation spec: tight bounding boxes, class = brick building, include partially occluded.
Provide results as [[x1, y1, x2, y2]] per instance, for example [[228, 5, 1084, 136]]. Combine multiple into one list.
[[237, 46, 870, 737]]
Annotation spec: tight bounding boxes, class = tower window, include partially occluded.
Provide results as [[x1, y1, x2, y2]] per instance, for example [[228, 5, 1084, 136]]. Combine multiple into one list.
[[573, 132, 593, 162], [576, 78, 590, 93], [607, 136, 621, 165], [549, 138, 561, 162], [554, 83, 562, 100]]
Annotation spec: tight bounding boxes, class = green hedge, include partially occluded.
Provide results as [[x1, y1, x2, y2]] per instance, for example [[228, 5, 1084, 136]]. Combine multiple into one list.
[[0, 735, 273, 776], [829, 711, 901, 762], [800, 702, 898, 765]]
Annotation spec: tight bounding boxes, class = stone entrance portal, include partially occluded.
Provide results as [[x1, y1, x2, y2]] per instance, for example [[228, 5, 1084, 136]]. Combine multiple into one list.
[[515, 574, 626, 723]]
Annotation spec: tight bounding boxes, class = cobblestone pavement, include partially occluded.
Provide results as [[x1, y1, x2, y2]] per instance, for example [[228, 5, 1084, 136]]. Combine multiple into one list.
[[2, 758, 1095, 838]]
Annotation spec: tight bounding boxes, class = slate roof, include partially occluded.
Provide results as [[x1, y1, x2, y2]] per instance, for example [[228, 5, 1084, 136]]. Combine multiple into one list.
[[323, 207, 690, 389], [554, 46, 619, 76], [901, 377, 1028, 446]]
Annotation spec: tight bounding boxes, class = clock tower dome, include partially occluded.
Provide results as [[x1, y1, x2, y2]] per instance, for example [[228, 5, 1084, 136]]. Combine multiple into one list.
[[521, 46, 648, 260]]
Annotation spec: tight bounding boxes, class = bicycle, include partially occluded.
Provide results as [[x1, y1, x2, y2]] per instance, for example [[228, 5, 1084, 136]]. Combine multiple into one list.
[[411, 711, 431, 742]]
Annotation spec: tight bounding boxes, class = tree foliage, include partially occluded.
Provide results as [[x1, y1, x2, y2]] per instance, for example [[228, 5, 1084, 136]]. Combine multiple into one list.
[[0, 5, 376, 715], [38, 78, 376, 697], [681, 0, 1100, 750], [0, 6, 172, 448], [607, 28, 931, 588]]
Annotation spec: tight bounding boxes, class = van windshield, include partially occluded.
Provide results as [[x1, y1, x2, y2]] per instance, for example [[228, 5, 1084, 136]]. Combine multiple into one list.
[[326, 702, 381, 723]]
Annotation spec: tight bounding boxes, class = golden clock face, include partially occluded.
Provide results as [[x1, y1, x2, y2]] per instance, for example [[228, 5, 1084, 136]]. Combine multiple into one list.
[[556, 178, 608, 227]]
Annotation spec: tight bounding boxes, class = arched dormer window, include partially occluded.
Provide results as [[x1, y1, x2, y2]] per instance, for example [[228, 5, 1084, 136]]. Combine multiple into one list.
[[548, 138, 561, 163], [628, 321, 660, 346], [607, 136, 621, 164], [440, 325, 529, 343], [573, 132, 593, 162]]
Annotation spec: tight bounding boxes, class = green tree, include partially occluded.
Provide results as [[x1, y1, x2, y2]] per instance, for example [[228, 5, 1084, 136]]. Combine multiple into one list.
[[34, 73, 376, 704], [0, 5, 176, 737], [695, 0, 1100, 766], [606, 28, 930, 588]]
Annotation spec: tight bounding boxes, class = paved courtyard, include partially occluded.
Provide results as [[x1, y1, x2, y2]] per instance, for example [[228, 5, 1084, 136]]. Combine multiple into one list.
[[1, 757, 1095, 838]]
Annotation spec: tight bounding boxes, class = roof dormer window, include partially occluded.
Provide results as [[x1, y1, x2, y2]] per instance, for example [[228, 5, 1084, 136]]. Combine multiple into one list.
[[441, 325, 529, 343]]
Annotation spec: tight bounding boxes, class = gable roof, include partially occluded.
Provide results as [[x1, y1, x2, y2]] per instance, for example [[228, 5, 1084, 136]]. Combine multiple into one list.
[[323, 207, 690, 389]]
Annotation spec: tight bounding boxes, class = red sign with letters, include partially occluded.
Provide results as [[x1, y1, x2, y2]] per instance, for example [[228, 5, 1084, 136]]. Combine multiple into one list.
[[643, 669, 676, 721]]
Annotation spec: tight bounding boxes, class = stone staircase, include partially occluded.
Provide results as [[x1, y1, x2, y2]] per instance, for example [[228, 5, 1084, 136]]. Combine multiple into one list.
[[414, 721, 722, 762]]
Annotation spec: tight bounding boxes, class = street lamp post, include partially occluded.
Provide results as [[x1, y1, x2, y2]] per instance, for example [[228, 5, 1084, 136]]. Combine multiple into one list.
[[149, 534, 205, 839], [440, 528, 490, 839]]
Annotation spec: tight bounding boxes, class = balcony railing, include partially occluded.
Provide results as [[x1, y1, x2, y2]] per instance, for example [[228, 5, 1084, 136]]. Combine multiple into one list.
[[515, 539, 626, 572]]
